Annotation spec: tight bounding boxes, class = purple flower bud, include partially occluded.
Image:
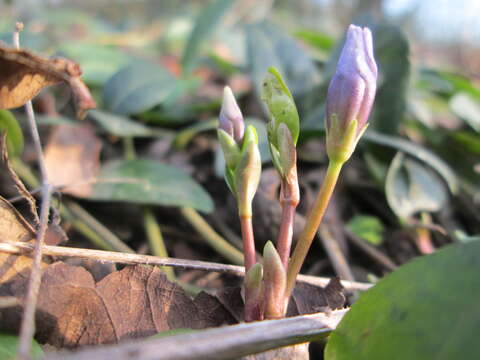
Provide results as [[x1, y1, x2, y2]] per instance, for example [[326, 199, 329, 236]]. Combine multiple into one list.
[[219, 86, 245, 143], [326, 25, 377, 137]]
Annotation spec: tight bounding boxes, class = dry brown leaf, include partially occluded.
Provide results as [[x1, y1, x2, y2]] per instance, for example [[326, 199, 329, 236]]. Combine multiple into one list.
[[0, 262, 237, 348], [44, 124, 102, 197], [0, 194, 35, 243], [0, 46, 96, 118]]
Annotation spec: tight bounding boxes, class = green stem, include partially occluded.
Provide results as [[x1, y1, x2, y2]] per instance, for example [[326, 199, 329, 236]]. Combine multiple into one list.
[[143, 207, 175, 280], [285, 160, 343, 300], [122, 137, 136, 161], [180, 207, 244, 265]]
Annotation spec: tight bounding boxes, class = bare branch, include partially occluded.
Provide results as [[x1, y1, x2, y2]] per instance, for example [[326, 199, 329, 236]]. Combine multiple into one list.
[[0, 242, 372, 291], [14, 23, 53, 359], [46, 309, 348, 360]]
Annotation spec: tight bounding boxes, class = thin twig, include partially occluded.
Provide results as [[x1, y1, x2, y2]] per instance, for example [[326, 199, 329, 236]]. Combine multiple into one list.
[[318, 225, 355, 281], [345, 229, 397, 271], [17, 184, 52, 359], [46, 309, 348, 360], [0, 242, 372, 291], [13, 22, 53, 359]]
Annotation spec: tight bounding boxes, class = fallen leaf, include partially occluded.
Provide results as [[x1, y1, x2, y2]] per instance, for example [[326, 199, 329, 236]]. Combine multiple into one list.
[[44, 124, 102, 197], [0, 195, 35, 243], [0, 263, 237, 348], [0, 46, 96, 118]]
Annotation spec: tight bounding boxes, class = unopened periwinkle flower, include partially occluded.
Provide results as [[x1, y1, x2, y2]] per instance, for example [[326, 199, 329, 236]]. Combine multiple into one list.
[[219, 86, 244, 143], [217, 86, 261, 217], [325, 24, 377, 164]]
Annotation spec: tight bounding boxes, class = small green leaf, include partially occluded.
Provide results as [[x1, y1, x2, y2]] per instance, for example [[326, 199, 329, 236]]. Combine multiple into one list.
[[103, 61, 177, 115], [0, 110, 24, 157], [325, 241, 480, 360], [181, 0, 235, 73], [261, 67, 300, 146], [89, 159, 213, 212], [0, 332, 43, 359], [346, 215, 384, 246]]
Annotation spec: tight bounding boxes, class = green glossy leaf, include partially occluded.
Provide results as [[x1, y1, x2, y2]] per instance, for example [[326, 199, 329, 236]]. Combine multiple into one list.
[[89, 159, 213, 212], [103, 61, 177, 115], [0, 332, 43, 359], [449, 92, 480, 132], [346, 215, 384, 246], [89, 110, 162, 137], [181, 0, 235, 72], [246, 21, 320, 99], [325, 241, 480, 360], [385, 152, 448, 220], [0, 110, 24, 157]]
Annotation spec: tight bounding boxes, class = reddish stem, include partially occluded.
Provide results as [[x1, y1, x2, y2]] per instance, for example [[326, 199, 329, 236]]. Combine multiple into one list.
[[240, 216, 256, 272], [277, 203, 297, 269]]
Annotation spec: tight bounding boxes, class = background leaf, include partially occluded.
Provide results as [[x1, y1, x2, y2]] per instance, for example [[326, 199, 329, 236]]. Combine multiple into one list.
[[385, 152, 448, 220], [89, 159, 214, 212], [369, 25, 410, 134], [89, 110, 164, 138], [102, 61, 177, 115], [246, 21, 320, 99], [181, 0, 235, 73], [325, 241, 480, 360]]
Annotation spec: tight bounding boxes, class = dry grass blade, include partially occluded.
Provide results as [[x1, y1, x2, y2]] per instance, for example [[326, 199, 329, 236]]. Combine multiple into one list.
[[1, 133, 40, 224], [0, 241, 372, 291], [46, 309, 348, 360]]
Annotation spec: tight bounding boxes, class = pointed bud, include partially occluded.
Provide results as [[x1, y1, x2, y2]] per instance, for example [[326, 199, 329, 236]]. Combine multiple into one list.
[[326, 24, 377, 164], [244, 263, 264, 322], [262, 67, 300, 148], [262, 241, 287, 319], [219, 86, 244, 144], [235, 126, 261, 218]]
